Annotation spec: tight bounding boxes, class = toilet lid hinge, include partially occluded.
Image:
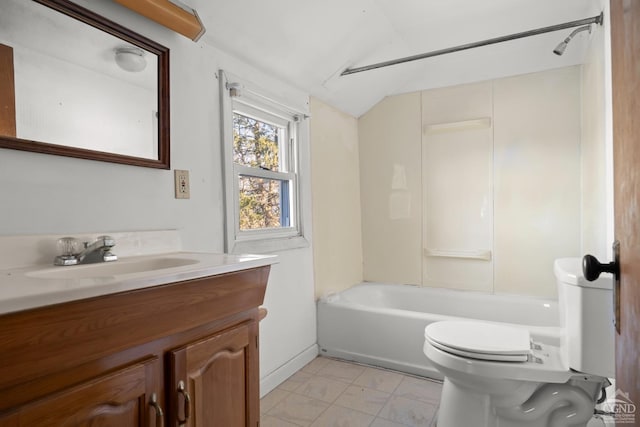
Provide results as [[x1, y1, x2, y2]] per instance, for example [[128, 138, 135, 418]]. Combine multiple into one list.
[[527, 354, 543, 364]]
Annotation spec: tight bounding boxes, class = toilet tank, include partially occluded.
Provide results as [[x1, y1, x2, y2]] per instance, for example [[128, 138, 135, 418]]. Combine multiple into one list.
[[554, 258, 614, 378]]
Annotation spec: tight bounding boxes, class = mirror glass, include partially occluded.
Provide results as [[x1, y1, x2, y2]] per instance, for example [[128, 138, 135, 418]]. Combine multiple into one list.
[[0, 0, 170, 168]]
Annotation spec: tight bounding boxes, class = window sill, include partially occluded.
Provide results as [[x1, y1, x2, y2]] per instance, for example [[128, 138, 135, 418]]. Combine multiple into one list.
[[229, 235, 309, 254]]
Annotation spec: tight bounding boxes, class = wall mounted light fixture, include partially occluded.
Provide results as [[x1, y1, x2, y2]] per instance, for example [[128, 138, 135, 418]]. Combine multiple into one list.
[[114, 46, 147, 72]]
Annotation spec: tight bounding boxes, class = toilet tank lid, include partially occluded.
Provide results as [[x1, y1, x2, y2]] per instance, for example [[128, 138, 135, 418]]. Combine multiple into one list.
[[554, 258, 612, 290]]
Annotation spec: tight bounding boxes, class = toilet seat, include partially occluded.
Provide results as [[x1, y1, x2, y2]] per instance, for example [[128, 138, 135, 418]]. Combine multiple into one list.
[[425, 321, 531, 362]]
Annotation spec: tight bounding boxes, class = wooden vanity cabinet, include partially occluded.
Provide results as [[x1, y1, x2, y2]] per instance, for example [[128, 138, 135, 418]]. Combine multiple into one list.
[[0, 266, 270, 427], [4, 358, 161, 427], [170, 322, 259, 426]]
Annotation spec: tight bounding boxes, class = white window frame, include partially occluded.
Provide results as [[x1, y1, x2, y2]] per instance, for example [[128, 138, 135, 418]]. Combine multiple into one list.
[[220, 70, 308, 253]]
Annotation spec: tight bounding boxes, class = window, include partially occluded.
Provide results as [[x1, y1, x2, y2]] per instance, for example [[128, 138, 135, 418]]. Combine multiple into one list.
[[220, 71, 308, 252]]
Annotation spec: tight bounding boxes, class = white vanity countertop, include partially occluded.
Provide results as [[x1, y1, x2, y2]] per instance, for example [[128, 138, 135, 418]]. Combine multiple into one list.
[[0, 252, 278, 315]]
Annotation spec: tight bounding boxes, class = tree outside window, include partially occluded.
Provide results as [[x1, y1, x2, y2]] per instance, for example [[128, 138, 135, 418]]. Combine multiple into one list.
[[233, 112, 291, 230]]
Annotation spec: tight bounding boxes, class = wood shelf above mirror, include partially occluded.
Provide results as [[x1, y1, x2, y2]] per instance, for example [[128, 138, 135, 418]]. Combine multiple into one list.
[[115, 0, 205, 41]]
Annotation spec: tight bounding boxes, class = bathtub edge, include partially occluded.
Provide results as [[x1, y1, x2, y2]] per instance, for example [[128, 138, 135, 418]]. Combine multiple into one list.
[[319, 346, 444, 380]]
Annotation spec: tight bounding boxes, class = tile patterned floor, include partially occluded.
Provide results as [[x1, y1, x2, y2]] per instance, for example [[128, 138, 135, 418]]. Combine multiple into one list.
[[261, 357, 442, 427], [261, 356, 614, 427]]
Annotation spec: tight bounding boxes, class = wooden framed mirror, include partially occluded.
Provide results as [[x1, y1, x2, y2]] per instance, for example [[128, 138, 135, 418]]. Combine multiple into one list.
[[0, 0, 170, 169]]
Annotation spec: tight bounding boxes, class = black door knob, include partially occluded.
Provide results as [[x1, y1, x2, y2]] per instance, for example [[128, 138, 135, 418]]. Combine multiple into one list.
[[582, 241, 620, 333], [582, 254, 619, 281]]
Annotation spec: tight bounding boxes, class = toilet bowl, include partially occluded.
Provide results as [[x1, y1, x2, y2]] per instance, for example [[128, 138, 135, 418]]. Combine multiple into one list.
[[423, 258, 614, 427]]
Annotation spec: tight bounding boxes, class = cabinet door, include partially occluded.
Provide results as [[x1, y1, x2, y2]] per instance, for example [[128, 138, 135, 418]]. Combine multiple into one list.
[[11, 358, 162, 427], [169, 322, 259, 427]]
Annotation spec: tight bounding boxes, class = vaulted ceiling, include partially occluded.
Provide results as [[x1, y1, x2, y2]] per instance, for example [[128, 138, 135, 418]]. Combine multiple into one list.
[[191, 0, 602, 117]]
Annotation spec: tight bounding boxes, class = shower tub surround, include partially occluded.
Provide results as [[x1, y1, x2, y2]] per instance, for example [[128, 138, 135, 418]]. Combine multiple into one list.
[[317, 282, 560, 379]]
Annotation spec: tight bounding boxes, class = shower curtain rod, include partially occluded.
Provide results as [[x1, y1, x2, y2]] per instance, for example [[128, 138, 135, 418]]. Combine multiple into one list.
[[340, 12, 603, 76]]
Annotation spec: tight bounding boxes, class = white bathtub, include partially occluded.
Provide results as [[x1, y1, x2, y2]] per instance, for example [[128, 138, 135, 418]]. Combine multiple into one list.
[[317, 283, 561, 379]]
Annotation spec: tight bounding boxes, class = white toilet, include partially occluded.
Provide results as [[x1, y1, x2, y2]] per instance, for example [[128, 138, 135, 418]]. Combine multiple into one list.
[[423, 258, 614, 427]]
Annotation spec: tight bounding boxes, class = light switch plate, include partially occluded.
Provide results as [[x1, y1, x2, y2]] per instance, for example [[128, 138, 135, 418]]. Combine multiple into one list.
[[174, 169, 190, 199]]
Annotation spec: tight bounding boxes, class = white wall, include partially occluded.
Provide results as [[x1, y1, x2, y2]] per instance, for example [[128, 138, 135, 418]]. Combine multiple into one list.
[[581, 1, 613, 261], [0, 0, 316, 395], [309, 98, 363, 298], [359, 67, 585, 297]]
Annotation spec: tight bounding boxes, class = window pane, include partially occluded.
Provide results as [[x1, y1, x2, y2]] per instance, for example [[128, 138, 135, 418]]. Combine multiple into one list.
[[233, 112, 284, 172], [239, 176, 291, 230]]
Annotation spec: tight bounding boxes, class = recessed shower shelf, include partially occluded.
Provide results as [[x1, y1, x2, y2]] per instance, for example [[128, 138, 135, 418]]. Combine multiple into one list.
[[424, 117, 491, 134], [423, 248, 492, 261]]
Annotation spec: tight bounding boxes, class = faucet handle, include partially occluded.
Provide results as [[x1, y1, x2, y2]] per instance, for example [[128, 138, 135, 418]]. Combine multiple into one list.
[[57, 237, 82, 256], [96, 235, 116, 248], [97, 236, 117, 262], [54, 237, 82, 265], [103, 251, 118, 262]]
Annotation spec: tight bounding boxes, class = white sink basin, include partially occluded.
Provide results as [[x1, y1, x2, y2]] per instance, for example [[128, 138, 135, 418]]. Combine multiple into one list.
[[0, 250, 278, 315], [27, 257, 199, 279]]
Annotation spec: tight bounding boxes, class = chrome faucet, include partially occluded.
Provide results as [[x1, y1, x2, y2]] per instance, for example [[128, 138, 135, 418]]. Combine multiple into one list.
[[54, 235, 118, 266]]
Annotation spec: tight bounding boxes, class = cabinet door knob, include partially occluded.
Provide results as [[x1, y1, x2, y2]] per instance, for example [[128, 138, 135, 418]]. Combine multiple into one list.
[[149, 393, 164, 427], [177, 380, 191, 426]]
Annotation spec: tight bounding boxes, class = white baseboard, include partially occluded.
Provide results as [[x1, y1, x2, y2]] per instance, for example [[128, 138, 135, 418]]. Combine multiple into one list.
[[260, 344, 318, 397]]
